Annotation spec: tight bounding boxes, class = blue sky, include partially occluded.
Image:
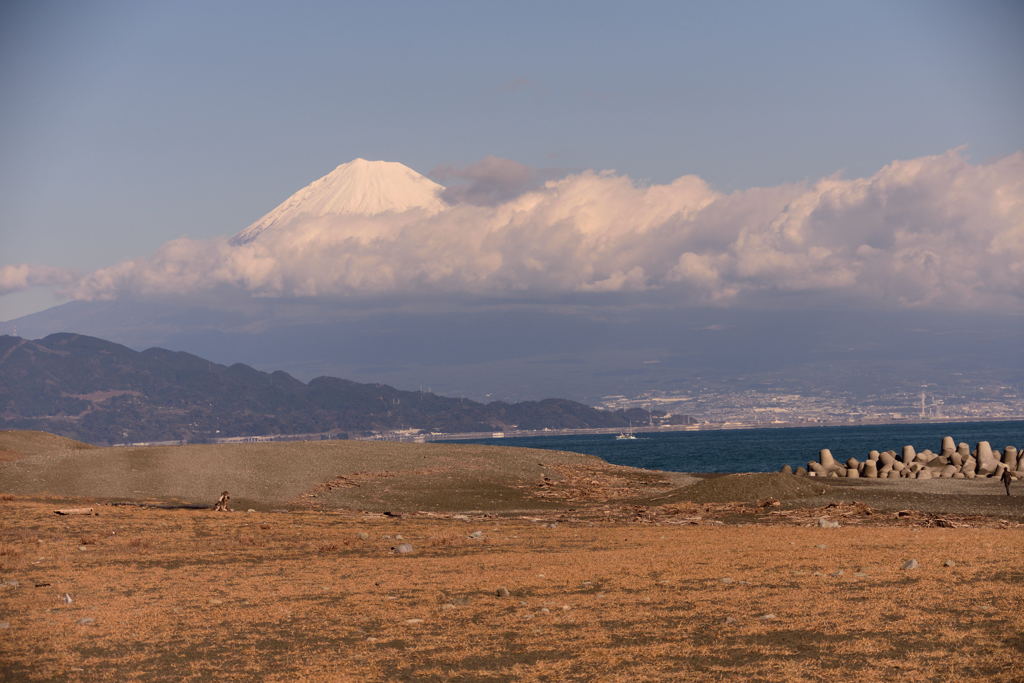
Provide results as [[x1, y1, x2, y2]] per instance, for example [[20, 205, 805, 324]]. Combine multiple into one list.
[[1, 0, 1022, 318]]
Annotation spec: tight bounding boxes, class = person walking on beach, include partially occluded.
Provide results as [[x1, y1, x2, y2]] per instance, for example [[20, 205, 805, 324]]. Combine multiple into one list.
[[1001, 469, 1013, 496]]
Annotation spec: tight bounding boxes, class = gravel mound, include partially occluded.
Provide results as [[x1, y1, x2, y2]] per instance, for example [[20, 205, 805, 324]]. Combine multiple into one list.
[[678, 473, 828, 503], [0, 430, 95, 462], [0, 437, 683, 512]]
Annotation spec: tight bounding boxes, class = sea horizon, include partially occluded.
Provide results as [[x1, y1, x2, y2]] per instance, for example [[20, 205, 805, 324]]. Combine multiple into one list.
[[449, 418, 1024, 474]]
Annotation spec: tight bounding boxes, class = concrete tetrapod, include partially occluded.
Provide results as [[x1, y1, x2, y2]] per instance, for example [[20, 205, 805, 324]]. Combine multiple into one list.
[[819, 449, 837, 471], [1002, 446, 1019, 471], [976, 442, 998, 476]]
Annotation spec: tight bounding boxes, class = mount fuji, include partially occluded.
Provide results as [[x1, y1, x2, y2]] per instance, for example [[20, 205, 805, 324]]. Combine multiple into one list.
[[3, 158, 1021, 405], [230, 159, 447, 245]]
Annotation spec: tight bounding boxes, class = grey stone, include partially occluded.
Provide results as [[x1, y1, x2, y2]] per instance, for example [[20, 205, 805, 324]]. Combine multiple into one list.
[[495, 586, 510, 597], [815, 544, 828, 549], [829, 570, 844, 577], [759, 613, 777, 620], [720, 577, 734, 584], [902, 559, 919, 570], [468, 530, 484, 539], [795, 466, 807, 476], [1, 579, 19, 589], [393, 543, 414, 554], [357, 532, 369, 540], [780, 464, 793, 475], [943, 560, 956, 568], [77, 617, 95, 626], [61, 593, 73, 604]]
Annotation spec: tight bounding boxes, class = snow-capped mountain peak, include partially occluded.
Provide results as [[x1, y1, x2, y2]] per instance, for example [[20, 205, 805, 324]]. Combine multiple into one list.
[[231, 159, 446, 244]]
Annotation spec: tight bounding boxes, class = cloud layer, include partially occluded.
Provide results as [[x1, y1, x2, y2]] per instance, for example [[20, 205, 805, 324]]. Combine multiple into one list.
[[0, 264, 77, 296], [47, 149, 1024, 311]]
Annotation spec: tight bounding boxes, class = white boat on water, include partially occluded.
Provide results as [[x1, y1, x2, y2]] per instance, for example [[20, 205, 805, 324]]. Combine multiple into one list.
[[615, 424, 637, 440]]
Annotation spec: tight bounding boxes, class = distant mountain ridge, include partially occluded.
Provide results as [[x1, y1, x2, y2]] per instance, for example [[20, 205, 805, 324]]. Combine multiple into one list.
[[0, 333, 679, 445]]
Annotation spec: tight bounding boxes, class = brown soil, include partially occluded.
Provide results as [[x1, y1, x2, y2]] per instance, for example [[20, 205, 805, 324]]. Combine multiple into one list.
[[1, 433, 1022, 680], [0, 498, 1021, 681], [663, 472, 829, 503]]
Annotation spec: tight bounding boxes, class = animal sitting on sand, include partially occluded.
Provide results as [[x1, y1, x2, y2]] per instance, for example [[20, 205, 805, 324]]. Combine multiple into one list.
[[214, 491, 232, 511], [1001, 469, 1014, 496]]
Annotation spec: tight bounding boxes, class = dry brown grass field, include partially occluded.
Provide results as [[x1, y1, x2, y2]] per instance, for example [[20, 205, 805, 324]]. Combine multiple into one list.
[[1, 435, 1022, 680]]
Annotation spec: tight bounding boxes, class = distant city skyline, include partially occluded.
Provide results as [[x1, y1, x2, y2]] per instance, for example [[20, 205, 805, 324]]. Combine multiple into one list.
[[2, 1, 1023, 319]]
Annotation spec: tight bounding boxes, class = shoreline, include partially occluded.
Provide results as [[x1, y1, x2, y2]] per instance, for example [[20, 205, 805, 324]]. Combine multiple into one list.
[[98, 416, 1024, 448], [431, 415, 1024, 442]]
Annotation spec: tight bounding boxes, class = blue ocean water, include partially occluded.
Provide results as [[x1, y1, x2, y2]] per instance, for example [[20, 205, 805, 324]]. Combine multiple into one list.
[[456, 420, 1024, 473]]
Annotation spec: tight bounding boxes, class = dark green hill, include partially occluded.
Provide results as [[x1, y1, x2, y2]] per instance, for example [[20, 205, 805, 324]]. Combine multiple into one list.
[[0, 334, 682, 444]]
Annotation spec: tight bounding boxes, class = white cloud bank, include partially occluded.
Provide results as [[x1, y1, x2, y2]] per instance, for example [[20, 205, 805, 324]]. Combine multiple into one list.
[[0, 264, 77, 296], [50, 148, 1024, 311]]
